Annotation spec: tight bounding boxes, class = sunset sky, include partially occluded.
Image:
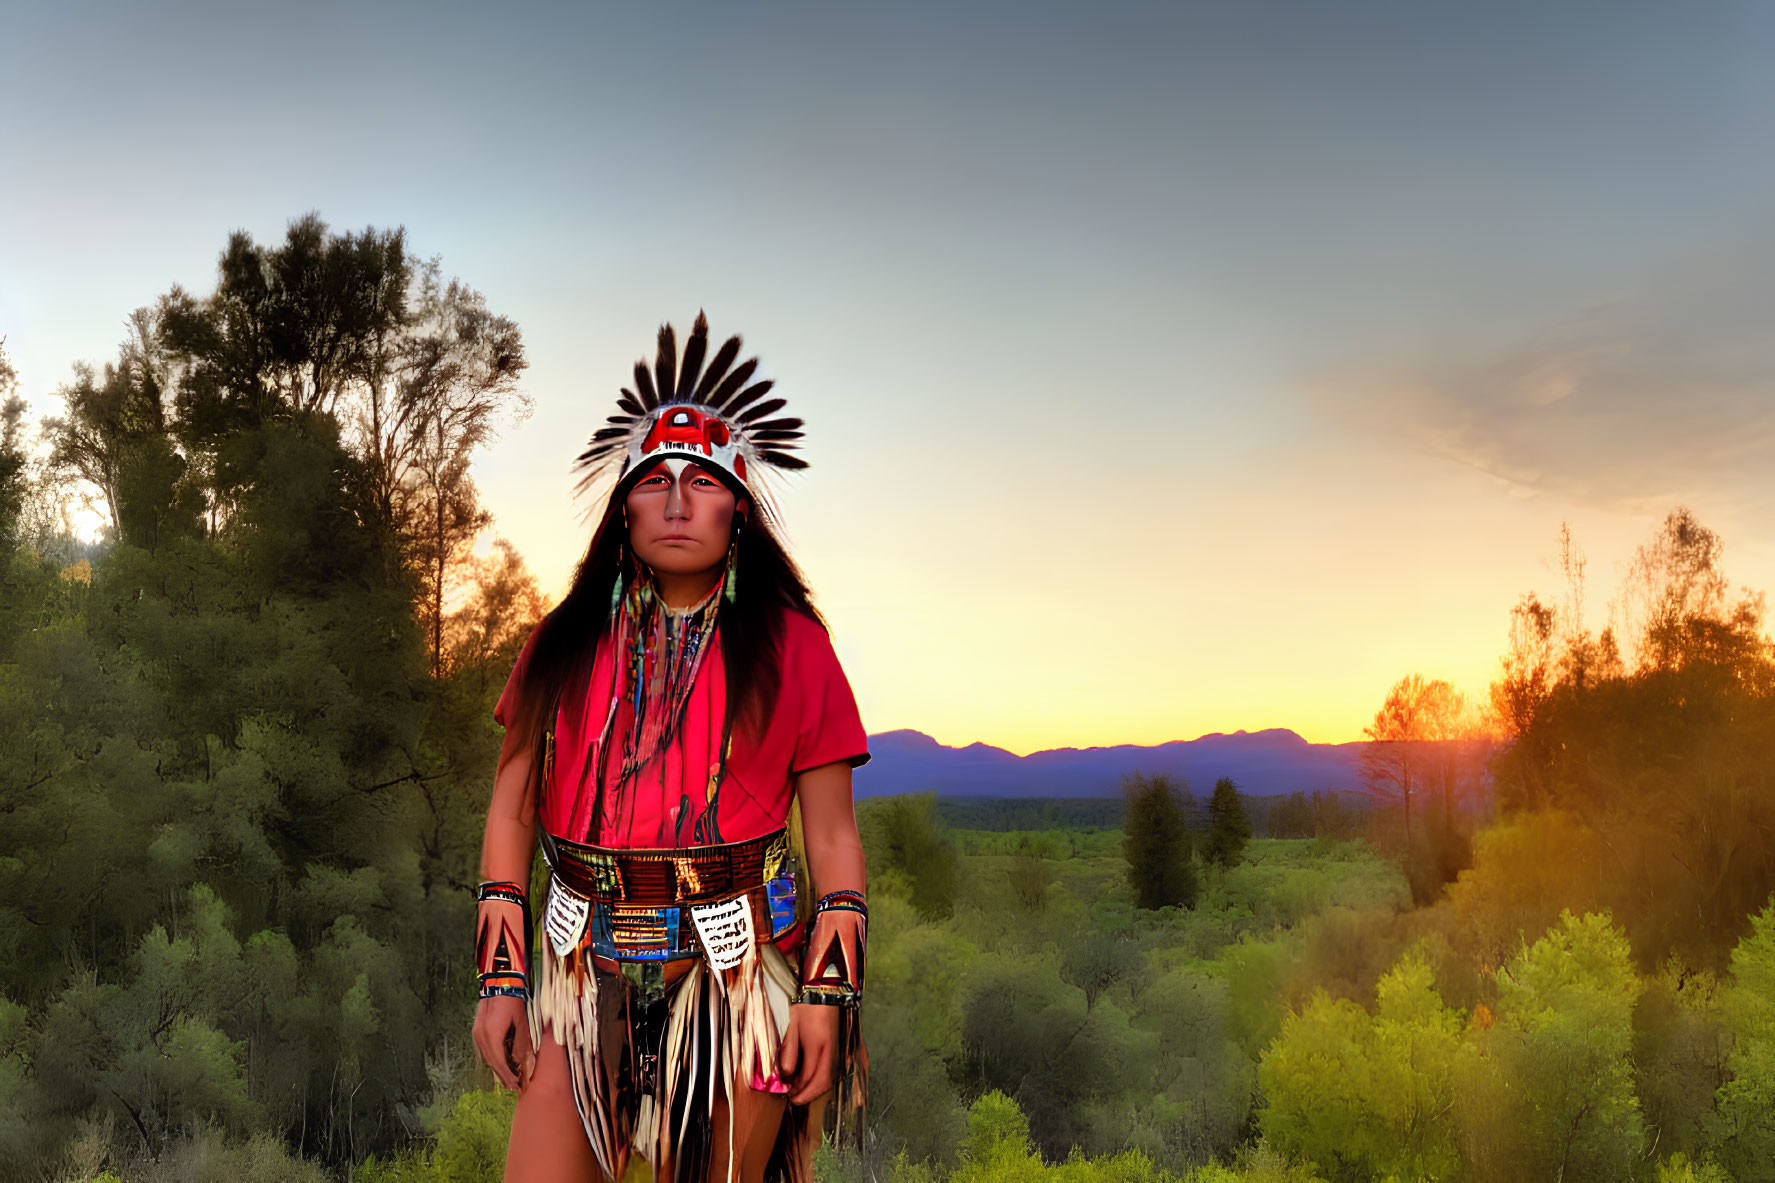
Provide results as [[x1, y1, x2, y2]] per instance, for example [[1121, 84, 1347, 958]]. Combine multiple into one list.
[[6, 1, 1775, 753]]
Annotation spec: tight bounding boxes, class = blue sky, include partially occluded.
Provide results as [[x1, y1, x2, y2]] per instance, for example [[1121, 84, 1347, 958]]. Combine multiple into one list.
[[6, 0, 1775, 750]]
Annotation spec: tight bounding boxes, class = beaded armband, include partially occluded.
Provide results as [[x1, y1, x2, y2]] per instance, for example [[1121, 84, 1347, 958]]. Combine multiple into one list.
[[475, 880, 531, 1000], [797, 890, 867, 1007]]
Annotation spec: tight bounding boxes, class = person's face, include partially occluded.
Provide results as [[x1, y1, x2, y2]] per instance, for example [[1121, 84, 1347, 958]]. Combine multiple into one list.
[[624, 457, 746, 578]]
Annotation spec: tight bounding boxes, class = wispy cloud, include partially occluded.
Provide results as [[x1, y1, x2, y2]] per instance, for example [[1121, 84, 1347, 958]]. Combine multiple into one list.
[[1308, 234, 1775, 516]]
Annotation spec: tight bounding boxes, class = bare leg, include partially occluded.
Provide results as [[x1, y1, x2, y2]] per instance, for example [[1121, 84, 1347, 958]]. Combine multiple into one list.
[[706, 1085, 791, 1183], [506, 1025, 616, 1183]]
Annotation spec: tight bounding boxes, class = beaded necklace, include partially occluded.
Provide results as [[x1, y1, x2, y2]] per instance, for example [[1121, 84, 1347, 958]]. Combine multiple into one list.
[[618, 577, 721, 781], [591, 569, 726, 844]]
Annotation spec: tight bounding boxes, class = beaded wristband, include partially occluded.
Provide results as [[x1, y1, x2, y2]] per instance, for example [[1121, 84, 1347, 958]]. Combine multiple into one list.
[[815, 889, 869, 917], [476, 880, 531, 1000], [796, 889, 867, 1007]]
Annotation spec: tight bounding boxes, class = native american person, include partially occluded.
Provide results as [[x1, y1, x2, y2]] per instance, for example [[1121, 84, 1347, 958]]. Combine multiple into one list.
[[472, 315, 870, 1183]]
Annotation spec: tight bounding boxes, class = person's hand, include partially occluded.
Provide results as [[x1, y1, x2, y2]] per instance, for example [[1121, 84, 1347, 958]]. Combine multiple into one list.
[[473, 994, 535, 1090], [777, 1002, 839, 1105]]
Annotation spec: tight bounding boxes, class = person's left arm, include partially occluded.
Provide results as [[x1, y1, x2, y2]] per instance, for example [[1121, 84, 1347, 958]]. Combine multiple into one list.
[[777, 759, 866, 1104]]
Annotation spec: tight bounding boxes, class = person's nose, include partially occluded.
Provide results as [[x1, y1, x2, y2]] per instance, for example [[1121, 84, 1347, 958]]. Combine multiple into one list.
[[665, 478, 689, 520]]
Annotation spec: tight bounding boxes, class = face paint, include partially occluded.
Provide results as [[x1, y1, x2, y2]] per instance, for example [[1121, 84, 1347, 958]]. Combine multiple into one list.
[[658, 457, 694, 519], [638, 457, 742, 525]]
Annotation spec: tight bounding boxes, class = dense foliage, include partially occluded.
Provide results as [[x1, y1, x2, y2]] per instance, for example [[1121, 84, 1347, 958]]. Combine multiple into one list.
[[1121, 775, 1198, 912], [1203, 780, 1251, 870], [0, 226, 540, 1180], [860, 810, 1407, 1177]]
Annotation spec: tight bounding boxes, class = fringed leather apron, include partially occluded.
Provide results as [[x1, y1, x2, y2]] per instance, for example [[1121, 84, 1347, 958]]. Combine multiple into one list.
[[527, 825, 864, 1183]]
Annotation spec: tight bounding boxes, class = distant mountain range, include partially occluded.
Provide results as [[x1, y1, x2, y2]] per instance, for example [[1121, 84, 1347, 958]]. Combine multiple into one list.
[[852, 728, 1367, 799]]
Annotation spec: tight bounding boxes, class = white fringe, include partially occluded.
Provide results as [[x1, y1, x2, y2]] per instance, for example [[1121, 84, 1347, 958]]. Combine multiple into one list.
[[531, 931, 797, 1179]]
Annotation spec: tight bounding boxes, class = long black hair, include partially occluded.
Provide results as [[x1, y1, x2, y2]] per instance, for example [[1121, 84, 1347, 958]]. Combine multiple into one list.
[[500, 478, 826, 810]]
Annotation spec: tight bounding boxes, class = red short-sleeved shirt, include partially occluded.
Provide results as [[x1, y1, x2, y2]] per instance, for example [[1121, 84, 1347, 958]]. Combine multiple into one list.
[[495, 606, 870, 848]]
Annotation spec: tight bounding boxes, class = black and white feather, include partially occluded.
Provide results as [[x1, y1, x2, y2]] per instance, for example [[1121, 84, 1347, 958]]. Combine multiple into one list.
[[571, 312, 808, 511]]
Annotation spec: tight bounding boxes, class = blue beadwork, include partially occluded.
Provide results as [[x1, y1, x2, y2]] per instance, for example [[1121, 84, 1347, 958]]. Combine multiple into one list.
[[766, 872, 798, 936]]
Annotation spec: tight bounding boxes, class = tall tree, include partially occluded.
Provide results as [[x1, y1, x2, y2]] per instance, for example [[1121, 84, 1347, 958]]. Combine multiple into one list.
[[385, 265, 529, 675], [0, 338, 24, 547], [5, 215, 534, 1173], [1620, 507, 1758, 675], [1359, 673, 1468, 847], [1491, 593, 1557, 745], [157, 214, 411, 439], [1204, 777, 1252, 869], [40, 311, 188, 544], [1122, 772, 1197, 910], [1482, 510, 1775, 966], [151, 214, 528, 650]]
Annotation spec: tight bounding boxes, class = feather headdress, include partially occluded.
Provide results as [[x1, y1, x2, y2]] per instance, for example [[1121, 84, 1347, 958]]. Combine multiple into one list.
[[572, 313, 805, 517]]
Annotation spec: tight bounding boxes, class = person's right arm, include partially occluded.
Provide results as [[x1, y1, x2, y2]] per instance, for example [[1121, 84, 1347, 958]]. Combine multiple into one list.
[[471, 720, 541, 1090]]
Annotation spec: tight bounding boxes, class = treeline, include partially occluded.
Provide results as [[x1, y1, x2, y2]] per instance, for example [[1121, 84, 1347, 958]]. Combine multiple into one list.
[[0, 218, 544, 1180], [934, 798, 1126, 833], [930, 792, 1365, 842], [1246, 790, 1364, 841]]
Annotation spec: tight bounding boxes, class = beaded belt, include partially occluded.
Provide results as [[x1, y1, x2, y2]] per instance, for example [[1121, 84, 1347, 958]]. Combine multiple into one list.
[[538, 827, 798, 963]]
